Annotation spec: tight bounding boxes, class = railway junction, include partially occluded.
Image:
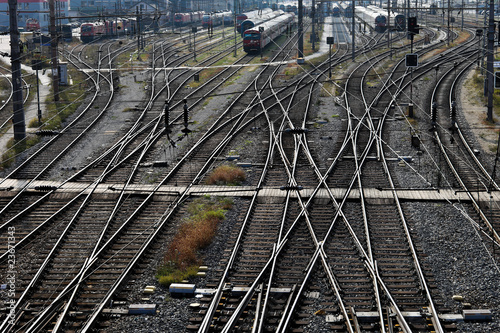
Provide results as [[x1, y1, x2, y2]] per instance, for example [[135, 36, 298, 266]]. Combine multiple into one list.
[[0, 1, 499, 332]]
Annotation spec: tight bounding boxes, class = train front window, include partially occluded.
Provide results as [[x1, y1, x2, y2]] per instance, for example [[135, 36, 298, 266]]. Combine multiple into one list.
[[244, 33, 259, 40], [81, 25, 92, 32]]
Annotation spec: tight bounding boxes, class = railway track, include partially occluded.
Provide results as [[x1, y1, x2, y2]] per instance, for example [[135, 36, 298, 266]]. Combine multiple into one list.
[[0, 14, 499, 333]]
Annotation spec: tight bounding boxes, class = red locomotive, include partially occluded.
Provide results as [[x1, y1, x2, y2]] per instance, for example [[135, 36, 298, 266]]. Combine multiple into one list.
[[80, 19, 136, 43], [80, 22, 105, 43], [26, 18, 40, 32], [174, 11, 205, 26]]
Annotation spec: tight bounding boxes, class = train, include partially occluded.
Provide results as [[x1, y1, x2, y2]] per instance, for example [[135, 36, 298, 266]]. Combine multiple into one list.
[[224, 14, 235, 26], [26, 18, 40, 32], [355, 6, 386, 33], [367, 5, 405, 32], [202, 11, 232, 29], [80, 19, 136, 43], [174, 11, 205, 26], [236, 8, 273, 31], [242, 12, 295, 53], [332, 6, 341, 17], [340, 2, 353, 18], [57, 24, 73, 42], [240, 10, 285, 35]]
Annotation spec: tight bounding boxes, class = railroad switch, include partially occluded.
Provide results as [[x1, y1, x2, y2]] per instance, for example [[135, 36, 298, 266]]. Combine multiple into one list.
[[280, 185, 303, 191], [164, 100, 171, 134], [34, 185, 58, 191], [35, 130, 60, 136], [284, 128, 308, 134]]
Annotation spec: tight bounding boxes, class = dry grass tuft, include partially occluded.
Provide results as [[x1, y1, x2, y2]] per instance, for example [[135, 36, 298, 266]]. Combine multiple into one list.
[[157, 196, 233, 287], [206, 164, 246, 185]]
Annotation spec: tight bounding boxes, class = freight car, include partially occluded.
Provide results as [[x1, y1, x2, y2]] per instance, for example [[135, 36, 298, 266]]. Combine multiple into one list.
[[242, 13, 294, 53]]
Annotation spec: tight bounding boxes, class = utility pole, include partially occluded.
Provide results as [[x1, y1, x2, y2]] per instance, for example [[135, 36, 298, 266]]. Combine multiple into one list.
[[352, 1, 355, 60], [234, 0, 237, 57], [137, 7, 142, 52], [9, 0, 26, 140], [49, 0, 59, 101], [298, 0, 303, 59], [311, 0, 315, 51], [447, 0, 450, 45], [487, 0, 495, 122]]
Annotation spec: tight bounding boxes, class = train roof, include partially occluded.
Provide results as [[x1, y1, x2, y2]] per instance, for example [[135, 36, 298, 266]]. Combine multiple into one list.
[[239, 7, 273, 19], [244, 12, 294, 33]]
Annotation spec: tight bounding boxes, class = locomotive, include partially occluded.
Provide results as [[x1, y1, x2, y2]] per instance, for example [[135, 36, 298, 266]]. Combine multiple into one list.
[[79, 19, 136, 43], [26, 18, 40, 32], [174, 11, 205, 26], [80, 22, 105, 43], [242, 13, 294, 53], [332, 6, 341, 17]]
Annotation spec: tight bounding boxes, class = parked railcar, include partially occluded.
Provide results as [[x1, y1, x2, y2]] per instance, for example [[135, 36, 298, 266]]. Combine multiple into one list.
[[80, 22, 105, 42], [26, 18, 40, 32], [202, 11, 232, 29], [367, 5, 405, 32], [355, 6, 386, 33], [332, 6, 341, 17], [174, 11, 205, 26], [57, 24, 73, 42], [223, 14, 234, 26], [242, 13, 294, 53], [240, 10, 284, 35], [340, 2, 353, 18], [236, 8, 273, 31], [79, 18, 136, 42]]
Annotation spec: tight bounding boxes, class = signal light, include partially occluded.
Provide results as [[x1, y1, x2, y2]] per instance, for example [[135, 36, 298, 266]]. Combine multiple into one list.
[[408, 17, 419, 35]]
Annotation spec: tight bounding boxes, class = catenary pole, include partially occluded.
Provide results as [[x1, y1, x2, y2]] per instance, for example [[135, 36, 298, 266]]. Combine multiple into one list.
[[9, 0, 26, 140], [486, 0, 495, 122], [49, 0, 59, 101]]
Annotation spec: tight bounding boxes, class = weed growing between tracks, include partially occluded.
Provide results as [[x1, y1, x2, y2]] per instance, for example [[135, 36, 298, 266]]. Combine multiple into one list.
[[205, 164, 246, 185], [157, 196, 234, 287]]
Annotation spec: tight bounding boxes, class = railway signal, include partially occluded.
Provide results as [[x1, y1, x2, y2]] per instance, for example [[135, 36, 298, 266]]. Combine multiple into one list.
[[405, 53, 418, 67], [408, 17, 419, 39], [495, 72, 500, 89], [327, 36, 334, 78]]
